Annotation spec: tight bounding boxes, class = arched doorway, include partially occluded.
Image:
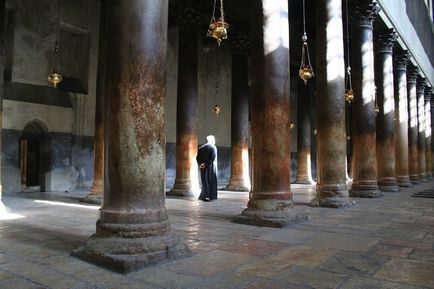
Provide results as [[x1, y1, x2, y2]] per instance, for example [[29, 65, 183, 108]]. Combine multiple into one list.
[[20, 121, 50, 192]]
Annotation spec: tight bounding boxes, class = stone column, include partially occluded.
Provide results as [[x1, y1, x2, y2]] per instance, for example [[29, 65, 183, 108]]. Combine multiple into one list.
[[374, 29, 399, 192], [0, 0, 4, 211], [393, 49, 412, 187], [431, 92, 434, 176], [233, 0, 307, 227], [311, 0, 352, 208], [168, 26, 199, 197], [73, 0, 190, 273], [82, 2, 108, 204], [350, 1, 381, 198], [407, 65, 419, 184], [417, 77, 427, 181], [226, 49, 250, 191], [296, 83, 313, 184], [425, 87, 432, 178]]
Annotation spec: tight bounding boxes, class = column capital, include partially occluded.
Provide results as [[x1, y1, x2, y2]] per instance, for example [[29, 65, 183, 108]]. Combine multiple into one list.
[[352, 1, 381, 27], [417, 77, 427, 94], [426, 87, 434, 102], [227, 33, 251, 55], [407, 65, 419, 83], [393, 49, 410, 70], [375, 29, 397, 53]]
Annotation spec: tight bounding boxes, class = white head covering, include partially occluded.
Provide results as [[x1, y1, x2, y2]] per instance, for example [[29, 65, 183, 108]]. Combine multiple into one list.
[[206, 135, 215, 145]]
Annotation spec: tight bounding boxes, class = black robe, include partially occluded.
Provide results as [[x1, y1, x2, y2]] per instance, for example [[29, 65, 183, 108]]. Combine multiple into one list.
[[196, 143, 218, 200]]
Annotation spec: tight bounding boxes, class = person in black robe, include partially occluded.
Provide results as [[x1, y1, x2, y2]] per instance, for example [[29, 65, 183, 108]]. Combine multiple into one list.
[[196, 135, 218, 201]]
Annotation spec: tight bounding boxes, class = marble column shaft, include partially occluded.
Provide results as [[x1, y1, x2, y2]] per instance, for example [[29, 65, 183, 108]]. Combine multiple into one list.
[[169, 28, 199, 197], [393, 49, 412, 187], [84, 2, 108, 204], [417, 77, 427, 180], [407, 65, 420, 183], [296, 83, 313, 184], [350, 1, 381, 198], [73, 0, 190, 273], [227, 52, 250, 191], [374, 29, 399, 192], [312, 0, 351, 208], [431, 98, 434, 176], [0, 0, 4, 204], [425, 89, 432, 178], [233, 0, 307, 227]]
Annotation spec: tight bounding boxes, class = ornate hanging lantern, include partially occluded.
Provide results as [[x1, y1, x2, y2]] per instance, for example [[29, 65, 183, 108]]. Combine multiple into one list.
[[344, 0, 354, 103], [212, 104, 221, 115], [299, 0, 314, 85], [207, 0, 229, 46], [48, 0, 62, 88], [375, 87, 380, 115]]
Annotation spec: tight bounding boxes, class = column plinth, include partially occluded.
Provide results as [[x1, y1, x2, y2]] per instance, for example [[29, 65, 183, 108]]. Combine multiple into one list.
[[350, 1, 381, 198], [233, 0, 307, 227], [375, 29, 399, 192], [73, 1, 191, 273], [407, 65, 420, 184], [311, 0, 352, 208], [226, 51, 250, 192]]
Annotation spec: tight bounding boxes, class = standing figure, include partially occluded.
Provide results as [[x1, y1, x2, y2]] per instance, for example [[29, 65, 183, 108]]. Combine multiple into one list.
[[196, 135, 218, 201]]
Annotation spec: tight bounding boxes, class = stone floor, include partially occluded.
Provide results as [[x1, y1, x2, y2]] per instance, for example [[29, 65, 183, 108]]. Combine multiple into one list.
[[0, 181, 434, 289]]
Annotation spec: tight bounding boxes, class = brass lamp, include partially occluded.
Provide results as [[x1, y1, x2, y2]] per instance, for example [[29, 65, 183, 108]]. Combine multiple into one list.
[[298, 0, 314, 85], [48, 70, 62, 88], [212, 104, 221, 115], [47, 0, 62, 88], [207, 0, 229, 46]]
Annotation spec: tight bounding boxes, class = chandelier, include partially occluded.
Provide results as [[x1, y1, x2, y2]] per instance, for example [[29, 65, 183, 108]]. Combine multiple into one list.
[[299, 0, 314, 85], [47, 0, 62, 88], [207, 0, 229, 46]]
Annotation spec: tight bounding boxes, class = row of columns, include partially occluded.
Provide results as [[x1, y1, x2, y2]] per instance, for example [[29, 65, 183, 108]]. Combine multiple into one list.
[[76, 0, 433, 273]]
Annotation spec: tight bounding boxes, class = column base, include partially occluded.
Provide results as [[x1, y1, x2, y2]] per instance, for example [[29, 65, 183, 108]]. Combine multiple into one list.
[[295, 179, 315, 185], [377, 178, 399, 192], [396, 176, 413, 187], [167, 180, 196, 197], [378, 185, 399, 192], [232, 208, 307, 228], [80, 193, 103, 205], [72, 232, 191, 273], [226, 184, 249, 191], [409, 174, 420, 184], [350, 189, 382, 198], [426, 173, 432, 179], [419, 174, 428, 182], [311, 186, 354, 208]]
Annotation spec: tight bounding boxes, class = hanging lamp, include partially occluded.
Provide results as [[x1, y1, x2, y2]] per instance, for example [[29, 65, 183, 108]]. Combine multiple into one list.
[[207, 0, 229, 46], [374, 87, 380, 115], [47, 0, 62, 88], [299, 0, 314, 85], [344, 0, 354, 103], [212, 48, 222, 116]]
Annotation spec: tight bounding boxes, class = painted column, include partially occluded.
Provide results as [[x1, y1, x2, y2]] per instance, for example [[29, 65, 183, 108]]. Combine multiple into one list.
[[311, 0, 352, 207], [407, 65, 420, 184], [227, 49, 250, 191], [393, 49, 412, 187], [417, 77, 427, 181], [168, 26, 199, 197], [296, 83, 313, 184], [73, 0, 190, 273], [425, 87, 432, 178], [350, 1, 381, 198], [233, 0, 307, 227], [82, 2, 108, 204], [0, 0, 4, 210], [374, 29, 399, 192]]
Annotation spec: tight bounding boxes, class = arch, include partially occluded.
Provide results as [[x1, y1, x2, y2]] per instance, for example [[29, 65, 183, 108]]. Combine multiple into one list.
[[20, 119, 51, 192]]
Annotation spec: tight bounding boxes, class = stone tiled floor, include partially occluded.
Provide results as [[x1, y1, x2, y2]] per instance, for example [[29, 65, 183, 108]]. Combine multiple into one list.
[[0, 182, 433, 289]]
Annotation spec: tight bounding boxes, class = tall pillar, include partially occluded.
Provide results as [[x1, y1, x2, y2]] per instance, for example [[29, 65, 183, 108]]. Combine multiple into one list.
[[296, 83, 313, 184], [417, 77, 427, 181], [0, 0, 4, 211], [168, 25, 199, 197], [227, 49, 250, 191], [374, 29, 399, 192], [431, 91, 434, 176], [425, 87, 432, 178], [82, 3, 108, 204], [407, 65, 420, 184], [73, 0, 190, 273], [311, 0, 352, 208], [350, 1, 381, 198], [393, 49, 412, 187], [233, 0, 307, 227]]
